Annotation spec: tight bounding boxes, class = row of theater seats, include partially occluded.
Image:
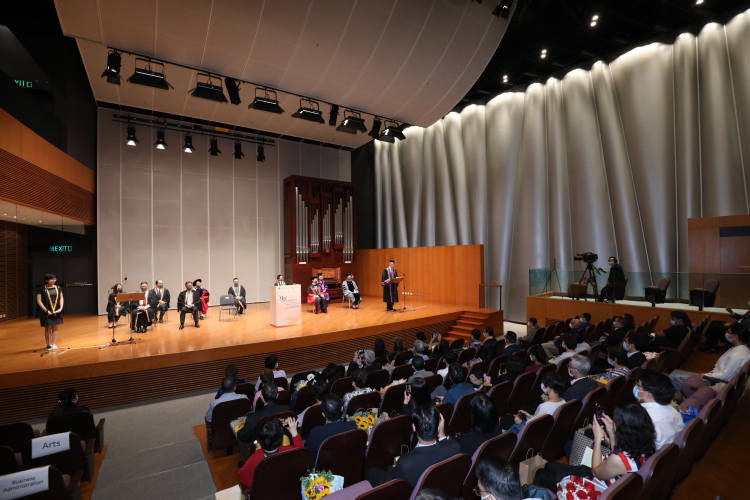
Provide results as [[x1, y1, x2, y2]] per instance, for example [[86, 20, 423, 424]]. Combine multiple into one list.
[[0, 412, 105, 500]]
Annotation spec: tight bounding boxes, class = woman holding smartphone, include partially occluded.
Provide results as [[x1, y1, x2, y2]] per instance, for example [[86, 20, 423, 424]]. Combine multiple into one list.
[[37, 273, 64, 350]]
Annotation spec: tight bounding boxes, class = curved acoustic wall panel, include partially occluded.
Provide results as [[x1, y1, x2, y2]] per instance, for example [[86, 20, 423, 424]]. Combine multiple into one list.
[[374, 10, 750, 322]]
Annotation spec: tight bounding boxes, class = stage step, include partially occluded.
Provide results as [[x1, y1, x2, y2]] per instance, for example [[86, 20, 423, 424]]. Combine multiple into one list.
[[456, 319, 483, 329], [460, 313, 490, 321], [451, 324, 476, 334]]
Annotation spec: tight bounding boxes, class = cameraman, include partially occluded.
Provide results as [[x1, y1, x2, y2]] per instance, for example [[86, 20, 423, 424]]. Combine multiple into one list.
[[599, 256, 626, 303]]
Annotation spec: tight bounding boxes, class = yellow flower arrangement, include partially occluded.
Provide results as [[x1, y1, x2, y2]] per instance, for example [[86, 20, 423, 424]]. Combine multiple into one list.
[[301, 470, 337, 500], [350, 409, 378, 432]]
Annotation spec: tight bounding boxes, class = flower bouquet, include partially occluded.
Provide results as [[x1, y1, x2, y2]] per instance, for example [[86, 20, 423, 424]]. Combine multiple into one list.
[[557, 475, 606, 500], [301, 470, 343, 500], [294, 373, 317, 392], [347, 408, 377, 432]]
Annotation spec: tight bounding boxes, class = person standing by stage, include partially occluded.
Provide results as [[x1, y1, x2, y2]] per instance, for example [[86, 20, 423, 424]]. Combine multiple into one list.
[[229, 278, 247, 314], [149, 280, 170, 323], [107, 283, 128, 328], [130, 282, 155, 333], [193, 279, 209, 320], [37, 274, 64, 350], [382, 260, 399, 312], [178, 281, 201, 329], [342, 273, 362, 309], [308, 276, 328, 314]]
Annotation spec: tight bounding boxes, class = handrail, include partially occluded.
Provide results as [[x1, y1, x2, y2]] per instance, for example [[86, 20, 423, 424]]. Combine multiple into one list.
[[479, 284, 502, 309]]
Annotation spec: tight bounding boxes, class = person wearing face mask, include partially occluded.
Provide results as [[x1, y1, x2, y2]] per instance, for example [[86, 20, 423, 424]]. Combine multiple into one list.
[[37, 273, 64, 350], [698, 298, 750, 353], [649, 310, 691, 351], [633, 370, 684, 450], [517, 318, 539, 343], [561, 355, 599, 402], [602, 314, 634, 347], [148, 280, 171, 323], [598, 256, 626, 303], [342, 273, 362, 308], [588, 347, 629, 382], [106, 283, 129, 328], [130, 281, 155, 333], [541, 319, 580, 357], [177, 281, 201, 329], [228, 278, 246, 314], [193, 279, 209, 320], [673, 323, 750, 406], [622, 336, 647, 369], [502, 373, 566, 434], [475, 457, 527, 500]]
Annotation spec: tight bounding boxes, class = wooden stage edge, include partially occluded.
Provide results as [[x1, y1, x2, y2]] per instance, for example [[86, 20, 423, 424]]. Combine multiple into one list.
[[0, 299, 502, 423]]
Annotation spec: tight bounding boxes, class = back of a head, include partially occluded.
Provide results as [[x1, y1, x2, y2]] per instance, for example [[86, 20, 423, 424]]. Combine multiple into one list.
[[225, 364, 239, 379], [260, 368, 275, 385], [505, 355, 523, 377], [485, 326, 495, 338], [416, 331, 427, 342], [411, 377, 433, 406], [541, 372, 566, 397], [569, 354, 591, 376], [448, 363, 467, 384], [374, 338, 387, 355], [639, 369, 675, 405], [393, 337, 404, 352], [352, 369, 368, 389], [608, 347, 628, 367], [470, 394, 499, 434], [322, 393, 344, 421], [581, 312, 592, 322], [414, 340, 426, 354], [476, 456, 523, 500], [530, 345, 548, 364], [53, 388, 77, 416], [364, 349, 376, 365], [629, 336, 646, 352], [412, 355, 425, 370], [325, 363, 341, 383], [437, 339, 451, 355], [311, 381, 331, 402], [412, 404, 440, 441], [415, 489, 451, 500], [506, 331, 517, 344], [613, 401, 656, 459], [264, 355, 278, 370], [563, 334, 578, 351], [261, 382, 278, 403], [471, 329, 481, 341], [623, 313, 635, 329], [257, 418, 285, 451], [222, 376, 237, 394], [484, 339, 497, 360], [443, 352, 458, 365]]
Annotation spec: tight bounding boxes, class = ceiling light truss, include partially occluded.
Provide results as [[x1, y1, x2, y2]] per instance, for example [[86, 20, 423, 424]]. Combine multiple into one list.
[[292, 98, 326, 123], [249, 87, 284, 114], [377, 120, 406, 143], [127, 58, 173, 90], [190, 73, 228, 103]]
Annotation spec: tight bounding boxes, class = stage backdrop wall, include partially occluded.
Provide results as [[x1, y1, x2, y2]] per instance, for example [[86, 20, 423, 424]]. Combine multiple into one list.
[[96, 108, 351, 314], [373, 9, 750, 322]]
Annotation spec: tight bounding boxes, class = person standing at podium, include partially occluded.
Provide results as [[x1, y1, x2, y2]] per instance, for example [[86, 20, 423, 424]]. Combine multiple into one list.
[[382, 260, 399, 312], [130, 281, 154, 333], [177, 281, 201, 329], [274, 275, 286, 286], [149, 280, 170, 323], [229, 278, 246, 314]]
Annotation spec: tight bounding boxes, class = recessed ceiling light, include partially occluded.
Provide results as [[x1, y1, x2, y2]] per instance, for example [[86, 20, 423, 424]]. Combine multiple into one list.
[[591, 21, 597, 27], [541, 54, 546, 58], [592, 15, 599, 21], [696, 0, 703, 4], [154, 130, 168, 149], [542, 49, 547, 54], [126, 125, 138, 146]]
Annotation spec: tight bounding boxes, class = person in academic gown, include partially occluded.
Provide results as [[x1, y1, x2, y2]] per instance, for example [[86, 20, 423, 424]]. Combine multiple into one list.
[[381, 260, 399, 312], [37, 273, 64, 350], [106, 283, 129, 328], [148, 280, 170, 323], [193, 279, 210, 319], [308, 276, 328, 314], [317, 273, 330, 302], [177, 281, 201, 329], [342, 273, 362, 309], [130, 281, 155, 333], [228, 278, 247, 314]]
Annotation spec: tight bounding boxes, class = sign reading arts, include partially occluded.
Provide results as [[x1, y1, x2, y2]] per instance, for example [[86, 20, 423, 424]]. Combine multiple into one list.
[[0, 466, 49, 500], [31, 432, 70, 459]]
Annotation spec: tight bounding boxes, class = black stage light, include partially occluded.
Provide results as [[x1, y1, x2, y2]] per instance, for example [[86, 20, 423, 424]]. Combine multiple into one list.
[[209, 138, 221, 156], [127, 58, 174, 90], [183, 134, 195, 153], [126, 125, 138, 146], [233, 142, 245, 159], [328, 104, 339, 126], [190, 74, 228, 103], [225, 77, 242, 105], [248, 88, 284, 114], [154, 130, 168, 149], [256, 145, 265, 162], [292, 98, 326, 123], [493, 0, 512, 19], [368, 118, 382, 138], [101, 51, 121, 85], [377, 121, 406, 143], [336, 110, 367, 134]]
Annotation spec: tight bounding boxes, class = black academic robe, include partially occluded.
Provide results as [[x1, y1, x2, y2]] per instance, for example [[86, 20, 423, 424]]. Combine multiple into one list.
[[382, 268, 399, 303], [148, 288, 171, 310], [130, 291, 154, 327], [177, 290, 200, 311], [228, 285, 247, 310], [606, 264, 626, 287], [107, 294, 129, 321]]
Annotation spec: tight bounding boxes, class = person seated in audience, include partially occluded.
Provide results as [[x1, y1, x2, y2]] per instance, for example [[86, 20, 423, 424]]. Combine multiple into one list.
[[623, 336, 647, 369], [481, 338, 498, 363], [488, 354, 524, 386], [238, 417, 301, 487], [434, 364, 474, 404], [343, 369, 374, 413], [519, 318, 540, 343], [503, 372, 566, 434], [468, 368, 487, 392], [698, 299, 750, 353], [365, 405, 460, 490], [541, 319, 581, 356], [634, 370, 685, 449], [374, 338, 388, 359], [347, 349, 382, 376], [324, 363, 343, 385], [533, 401, 654, 491], [427, 336, 450, 360], [588, 347, 629, 382], [476, 456, 525, 500], [574, 332, 591, 353], [550, 334, 578, 363], [236, 382, 291, 466], [297, 380, 330, 428], [304, 393, 358, 465], [456, 393, 502, 456], [674, 323, 750, 406], [415, 489, 452, 500], [602, 314, 634, 347], [501, 331, 523, 356], [409, 340, 429, 363], [390, 337, 407, 361], [48, 388, 90, 421], [254, 355, 287, 390], [649, 310, 691, 351], [402, 377, 434, 415], [253, 369, 286, 409], [215, 364, 249, 399], [561, 355, 599, 402], [205, 377, 249, 423], [469, 329, 483, 349], [408, 356, 433, 382], [525, 345, 548, 373], [437, 352, 458, 379], [578, 312, 592, 331], [416, 331, 428, 342]]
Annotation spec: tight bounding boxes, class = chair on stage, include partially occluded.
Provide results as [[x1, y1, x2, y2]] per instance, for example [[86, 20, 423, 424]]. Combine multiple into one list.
[[219, 295, 238, 322]]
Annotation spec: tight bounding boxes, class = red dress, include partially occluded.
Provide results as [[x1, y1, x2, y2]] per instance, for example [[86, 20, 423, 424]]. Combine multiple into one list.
[[238, 434, 303, 488], [196, 288, 210, 314]]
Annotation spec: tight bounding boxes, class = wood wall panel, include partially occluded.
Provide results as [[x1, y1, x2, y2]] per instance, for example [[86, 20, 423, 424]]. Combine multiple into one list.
[[356, 245, 485, 308], [0, 221, 27, 323]]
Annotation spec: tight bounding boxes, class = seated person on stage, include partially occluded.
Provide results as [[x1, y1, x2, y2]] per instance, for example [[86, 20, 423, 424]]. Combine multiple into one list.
[[673, 323, 750, 406], [598, 256, 626, 303], [206, 376, 249, 423], [237, 382, 291, 466], [308, 276, 328, 314], [699, 300, 750, 353], [365, 405, 459, 490], [254, 355, 287, 390], [177, 281, 201, 330], [193, 279, 209, 320], [149, 280, 170, 323], [601, 314, 635, 347], [130, 281, 155, 333], [316, 273, 330, 302], [501, 331, 523, 356], [106, 283, 128, 328], [228, 278, 246, 314], [215, 363, 249, 399], [342, 369, 374, 414], [342, 273, 362, 308], [304, 393, 358, 465], [649, 310, 691, 351], [238, 417, 300, 488], [623, 336, 647, 369], [274, 274, 286, 286]]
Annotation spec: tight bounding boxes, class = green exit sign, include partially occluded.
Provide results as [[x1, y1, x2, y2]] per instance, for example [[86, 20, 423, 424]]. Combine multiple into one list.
[[50, 246, 72, 252], [15, 80, 33, 89]]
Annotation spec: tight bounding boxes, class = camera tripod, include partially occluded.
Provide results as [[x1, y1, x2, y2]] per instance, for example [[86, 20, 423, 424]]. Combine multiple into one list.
[[578, 261, 602, 301], [542, 259, 563, 297]]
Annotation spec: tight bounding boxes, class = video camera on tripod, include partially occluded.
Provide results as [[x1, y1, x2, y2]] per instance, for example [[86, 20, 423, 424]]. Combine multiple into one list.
[[573, 252, 599, 264], [575, 252, 606, 297]]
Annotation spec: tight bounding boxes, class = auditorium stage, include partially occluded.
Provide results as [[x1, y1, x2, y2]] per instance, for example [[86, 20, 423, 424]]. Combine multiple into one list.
[[0, 296, 502, 422]]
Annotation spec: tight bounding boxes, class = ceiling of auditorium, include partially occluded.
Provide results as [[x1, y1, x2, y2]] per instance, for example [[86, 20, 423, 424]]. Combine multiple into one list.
[[50, 0, 516, 149], [461, 0, 750, 106]]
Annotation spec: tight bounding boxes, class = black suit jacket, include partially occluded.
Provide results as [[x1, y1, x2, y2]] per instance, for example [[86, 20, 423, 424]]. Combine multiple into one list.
[[148, 288, 171, 309], [625, 351, 647, 370], [304, 420, 359, 466], [562, 377, 599, 402], [604, 326, 631, 347], [607, 264, 626, 286], [236, 402, 292, 443], [177, 290, 201, 311], [383, 438, 461, 489]]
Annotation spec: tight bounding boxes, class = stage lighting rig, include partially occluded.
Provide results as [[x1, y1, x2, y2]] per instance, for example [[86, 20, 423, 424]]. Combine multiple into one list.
[[257, 145, 265, 162], [234, 142, 245, 159], [209, 138, 221, 156], [368, 118, 383, 139], [183, 134, 195, 153], [225, 78, 242, 105], [249, 88, 284, 114], [190, 74, 228, 103], [154, 130, 168, 149], [377, 120, 406, 143], [127, 58, 173, 90], [101, 51, 121, 84], [292, 98, 326, 123], [126, 125, 138, 146], [336, 110, 367, 135], [328, 104, 340, 126]]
